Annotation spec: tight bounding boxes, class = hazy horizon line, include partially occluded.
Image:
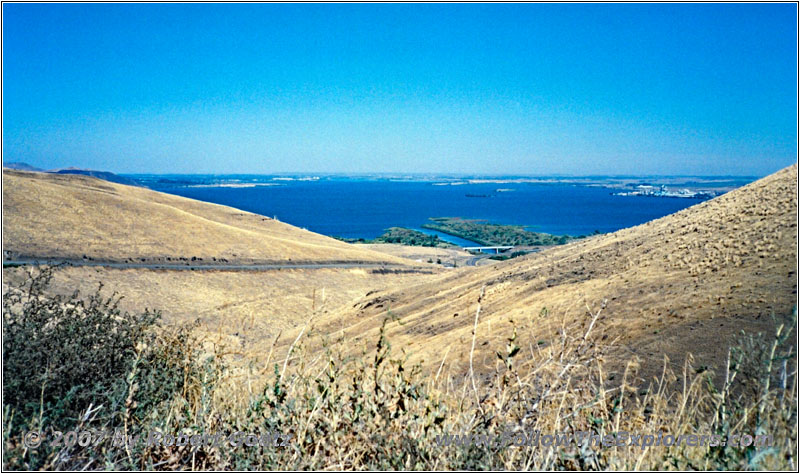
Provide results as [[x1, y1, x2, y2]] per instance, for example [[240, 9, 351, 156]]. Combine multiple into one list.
[[4, 161, 774, 179], [122, 171, 764, 179]]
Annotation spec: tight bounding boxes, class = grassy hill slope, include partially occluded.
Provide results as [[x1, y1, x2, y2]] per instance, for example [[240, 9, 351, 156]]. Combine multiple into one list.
[[2, 169, 407, 265], [296, 165, 797, 381], [2, 165, 796, 470]]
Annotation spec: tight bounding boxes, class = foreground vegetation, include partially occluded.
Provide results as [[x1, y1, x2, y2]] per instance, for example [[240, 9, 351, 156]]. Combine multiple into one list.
[[422, 217, 575, 246], [3, 269, 796, 470]]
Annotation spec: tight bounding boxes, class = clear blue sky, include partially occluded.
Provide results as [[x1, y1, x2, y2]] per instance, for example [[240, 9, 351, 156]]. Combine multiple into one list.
[[3, 3, 797, 176]]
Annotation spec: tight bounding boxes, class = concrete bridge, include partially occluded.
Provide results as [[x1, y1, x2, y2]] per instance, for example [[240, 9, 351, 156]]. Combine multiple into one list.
[[463, 246, 514, 254]]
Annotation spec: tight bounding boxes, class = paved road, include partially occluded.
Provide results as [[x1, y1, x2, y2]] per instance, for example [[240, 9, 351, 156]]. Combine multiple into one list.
[[2, 259, 433, 272], [466, 256, 483, 266]]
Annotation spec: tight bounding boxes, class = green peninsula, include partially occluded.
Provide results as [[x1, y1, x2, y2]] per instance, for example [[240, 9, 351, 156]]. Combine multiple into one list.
[[422, 217, 573, 246]]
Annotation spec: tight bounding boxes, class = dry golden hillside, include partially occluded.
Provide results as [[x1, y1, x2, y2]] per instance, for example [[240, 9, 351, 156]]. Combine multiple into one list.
[[3, 165, 796, 386], [289, 164, 798, 382], [2, 167, 796, 471], [2, 169, 443, 363], [1, 264, 437, 358], [2, 169, 407, 265]]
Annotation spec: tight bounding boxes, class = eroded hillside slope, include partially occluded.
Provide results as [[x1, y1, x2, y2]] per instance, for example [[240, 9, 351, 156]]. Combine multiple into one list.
[[300, 165, 798, 381]]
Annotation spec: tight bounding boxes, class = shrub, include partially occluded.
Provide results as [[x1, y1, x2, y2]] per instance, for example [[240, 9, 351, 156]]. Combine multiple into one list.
[[3, 267, 159, 427], [3, 269, 796, 470], [2, 267, 210, 470]]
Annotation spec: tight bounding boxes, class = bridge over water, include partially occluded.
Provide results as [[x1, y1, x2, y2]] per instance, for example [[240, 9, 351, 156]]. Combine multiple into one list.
[[462, 246, 514, 254]]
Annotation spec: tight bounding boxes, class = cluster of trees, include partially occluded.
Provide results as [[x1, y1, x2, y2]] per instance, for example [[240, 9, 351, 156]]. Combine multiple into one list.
[[423, 217, 574, 247]]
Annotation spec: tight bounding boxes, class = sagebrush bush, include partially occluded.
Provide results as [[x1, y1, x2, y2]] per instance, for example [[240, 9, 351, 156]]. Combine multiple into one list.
[[4, 267, 156, 425], [2, 268, 207, 470], [2, 268, 797, 470]]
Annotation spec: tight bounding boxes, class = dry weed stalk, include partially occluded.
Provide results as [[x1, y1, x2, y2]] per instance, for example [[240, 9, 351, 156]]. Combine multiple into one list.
[[3, 271, 796, 470]]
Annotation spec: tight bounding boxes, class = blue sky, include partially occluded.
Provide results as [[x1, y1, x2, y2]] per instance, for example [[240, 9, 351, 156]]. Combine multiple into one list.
[[3, 3, 797, 176]]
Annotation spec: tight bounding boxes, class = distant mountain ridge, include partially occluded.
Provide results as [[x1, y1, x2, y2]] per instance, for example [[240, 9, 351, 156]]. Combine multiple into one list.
[[2, 162, 138, 186], [3, 162, 44, 172], [50, 168, 139, 186]]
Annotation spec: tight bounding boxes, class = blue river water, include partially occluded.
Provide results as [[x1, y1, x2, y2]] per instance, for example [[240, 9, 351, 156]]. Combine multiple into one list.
[[136, 177, 729, 243]]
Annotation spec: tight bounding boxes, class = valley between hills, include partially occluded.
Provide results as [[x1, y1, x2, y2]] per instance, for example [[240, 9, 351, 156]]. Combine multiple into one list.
[[2, 165, 797, 383], [2, 164, 797, 470]]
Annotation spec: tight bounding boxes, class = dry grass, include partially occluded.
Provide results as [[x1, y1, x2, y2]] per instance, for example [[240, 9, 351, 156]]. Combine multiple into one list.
[[7, 166, 793, 386], [355, 243, 475, 267], [278, 164, 798, 384], [2, 169, 408, 265], [2, 164, 796, 470], [4, 270, 796, 470], [2, 264, 441, 358]]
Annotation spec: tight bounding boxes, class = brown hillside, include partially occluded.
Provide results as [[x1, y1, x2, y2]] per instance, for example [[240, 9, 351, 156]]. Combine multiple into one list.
[[2, 169, 407, 265], [295, 164, 798, 382]]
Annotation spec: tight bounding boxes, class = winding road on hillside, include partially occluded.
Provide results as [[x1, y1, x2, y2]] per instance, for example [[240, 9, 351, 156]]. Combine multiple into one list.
[[2, 259, 437, 273]]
